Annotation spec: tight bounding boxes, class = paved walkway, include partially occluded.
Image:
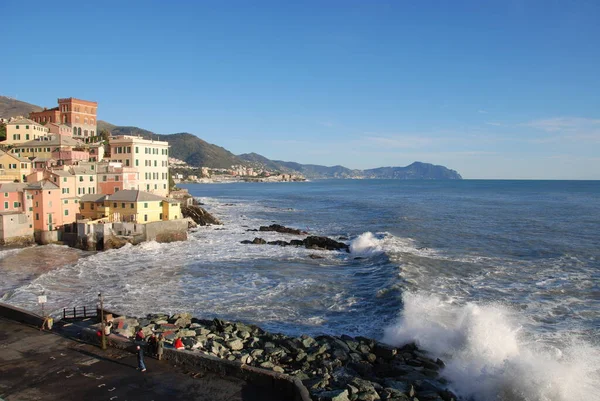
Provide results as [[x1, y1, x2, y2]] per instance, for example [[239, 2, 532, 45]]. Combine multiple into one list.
[[0, 318, 283, 401]]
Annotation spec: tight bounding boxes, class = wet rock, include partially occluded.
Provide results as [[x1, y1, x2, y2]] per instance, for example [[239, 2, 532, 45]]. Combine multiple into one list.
[[268, 240, 290, 246], [309, 254, 325, 259], [227, 339, 244, 351], [259, 224, 307, 235], [304, 236, 349, 252], [373, 343, 397, 360], [181, 204, 222, 226]]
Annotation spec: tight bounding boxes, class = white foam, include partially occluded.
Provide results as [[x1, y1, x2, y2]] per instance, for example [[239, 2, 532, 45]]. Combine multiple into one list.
[[383, 292, 600, 401], [350, 232, 384, 255]]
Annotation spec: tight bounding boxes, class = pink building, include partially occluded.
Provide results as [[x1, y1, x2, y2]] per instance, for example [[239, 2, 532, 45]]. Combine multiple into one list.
[[51, 149, 90, 166], [47, 122, 72, 137], [96, 163, 139, 195], [0, 183, 27, 213], [26, 179, 62, 232]]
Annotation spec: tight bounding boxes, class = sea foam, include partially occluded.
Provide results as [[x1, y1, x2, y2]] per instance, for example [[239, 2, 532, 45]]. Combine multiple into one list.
[[383, 292, 600, 401]]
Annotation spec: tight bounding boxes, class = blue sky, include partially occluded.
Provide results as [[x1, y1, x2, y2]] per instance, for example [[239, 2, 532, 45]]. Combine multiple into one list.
[[1, 1, 599, 179]]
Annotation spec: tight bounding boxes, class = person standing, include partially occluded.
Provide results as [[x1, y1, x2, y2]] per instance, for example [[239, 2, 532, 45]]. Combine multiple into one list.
[[136, 345, 146, 372], [148, 333, 157, 357], [156, 334, 164, 361], [135, 328, 145, 342]]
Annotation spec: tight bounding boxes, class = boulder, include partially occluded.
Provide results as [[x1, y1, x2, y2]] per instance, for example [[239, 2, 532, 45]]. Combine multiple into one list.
[[314, 389, 350, 401], [227, 339, 244, 351], [303, 236, 350, 252], [181, 205, 222, 226], [259, 224, 307, 235]]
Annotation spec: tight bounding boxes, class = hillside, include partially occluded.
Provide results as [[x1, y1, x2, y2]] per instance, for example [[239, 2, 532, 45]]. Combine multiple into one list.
[[0, 97, 463, 179], [0, 96, 42, 119]]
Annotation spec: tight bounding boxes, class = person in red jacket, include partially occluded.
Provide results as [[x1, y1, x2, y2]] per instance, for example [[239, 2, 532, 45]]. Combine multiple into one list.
[[174, 337, 185, 350], [135, 328, 145, 342]]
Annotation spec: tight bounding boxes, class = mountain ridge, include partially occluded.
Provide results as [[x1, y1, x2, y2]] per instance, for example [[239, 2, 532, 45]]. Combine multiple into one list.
[[1, 97, 462, 179]]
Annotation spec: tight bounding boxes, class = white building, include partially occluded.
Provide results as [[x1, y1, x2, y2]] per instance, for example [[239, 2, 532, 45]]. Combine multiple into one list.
[[108, 135, 170, 196]]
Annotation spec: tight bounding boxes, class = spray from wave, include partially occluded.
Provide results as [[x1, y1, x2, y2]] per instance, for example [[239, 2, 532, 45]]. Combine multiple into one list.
[[382, 292, 600, 401]]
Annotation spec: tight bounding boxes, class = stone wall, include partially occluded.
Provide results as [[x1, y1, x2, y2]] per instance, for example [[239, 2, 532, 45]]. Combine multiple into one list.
[[35, 230, 59, 245]]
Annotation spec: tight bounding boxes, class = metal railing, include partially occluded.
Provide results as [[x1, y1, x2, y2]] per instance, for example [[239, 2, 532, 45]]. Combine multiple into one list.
[[62, 305, 98, 320]]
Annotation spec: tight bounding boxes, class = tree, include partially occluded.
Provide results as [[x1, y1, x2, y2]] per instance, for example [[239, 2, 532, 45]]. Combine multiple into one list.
[[0, 123, 5, 140], [98, 129, 110, 143]]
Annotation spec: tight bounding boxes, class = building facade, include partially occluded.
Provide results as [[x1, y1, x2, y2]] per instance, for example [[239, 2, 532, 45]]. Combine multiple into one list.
[[108, 135, 170, 196], [3, 118, 49, 145], [30, 97, 98, 141]]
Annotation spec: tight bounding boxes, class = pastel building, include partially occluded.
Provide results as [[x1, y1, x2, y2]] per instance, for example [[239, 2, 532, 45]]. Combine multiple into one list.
[[0, 150, 32, 182], [69, 164, 97, 196], [3, 118, 49, 145], [96, 162, 139, 195], [47, 122, 72, 137], [10, 135, 86, 162], [108, 135, 170, 196], [0, 183, 33, 244], [26, 179, 62, 232], [79, 189, 180, 223], [29, 97, 98, 140]]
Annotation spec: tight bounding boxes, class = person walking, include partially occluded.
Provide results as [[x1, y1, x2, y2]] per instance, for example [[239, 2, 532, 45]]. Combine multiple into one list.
[[136, 345, 146, 372], [156, 334, 164, 361]]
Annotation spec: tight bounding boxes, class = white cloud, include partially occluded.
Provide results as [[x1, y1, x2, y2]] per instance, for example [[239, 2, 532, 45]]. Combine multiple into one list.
[[523, 117, 600, 132]]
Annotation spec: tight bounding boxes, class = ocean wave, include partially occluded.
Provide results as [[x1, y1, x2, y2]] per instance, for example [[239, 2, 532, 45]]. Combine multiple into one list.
[[382, 292, 600, 401]]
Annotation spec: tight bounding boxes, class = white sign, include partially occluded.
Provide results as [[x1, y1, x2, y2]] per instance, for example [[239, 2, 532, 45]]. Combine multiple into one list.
[[38, 295, 47, 304]]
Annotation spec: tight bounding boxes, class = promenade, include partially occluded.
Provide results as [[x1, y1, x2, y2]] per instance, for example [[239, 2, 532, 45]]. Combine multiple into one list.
[[0, 317, 283, 401]]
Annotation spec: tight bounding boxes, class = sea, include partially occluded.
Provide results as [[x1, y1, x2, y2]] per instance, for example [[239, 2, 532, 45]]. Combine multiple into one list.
[[1, 180, 599, 401]]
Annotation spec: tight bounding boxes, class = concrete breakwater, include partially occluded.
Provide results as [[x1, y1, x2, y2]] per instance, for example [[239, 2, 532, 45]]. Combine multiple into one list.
[[96, 312, 457, 401]]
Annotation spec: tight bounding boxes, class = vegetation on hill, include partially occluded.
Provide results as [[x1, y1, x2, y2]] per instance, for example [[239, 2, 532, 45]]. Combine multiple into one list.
[[0, 96, 42, 119]]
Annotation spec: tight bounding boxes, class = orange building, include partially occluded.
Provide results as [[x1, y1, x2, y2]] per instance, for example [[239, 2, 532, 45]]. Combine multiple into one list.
[[30, 97, 98, 141]]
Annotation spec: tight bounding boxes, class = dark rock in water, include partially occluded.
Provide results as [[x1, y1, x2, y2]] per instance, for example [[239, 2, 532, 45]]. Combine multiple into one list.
[[267, 240, 290, 246], [241, 237, 267, 245], [303, 236, 349, 252], [373, 342, 397, 360], [290, 239, 304, 246], [309, 254, 325, 259], [181, 204, 222, 226], [259, 224, 307, 235]]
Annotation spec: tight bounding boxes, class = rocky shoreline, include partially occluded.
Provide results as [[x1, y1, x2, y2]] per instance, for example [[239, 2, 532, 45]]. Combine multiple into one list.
[[104, 313, 456, 401]]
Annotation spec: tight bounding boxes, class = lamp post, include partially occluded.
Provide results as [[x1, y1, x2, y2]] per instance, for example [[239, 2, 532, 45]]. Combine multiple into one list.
[[98, 293, 106, 350]]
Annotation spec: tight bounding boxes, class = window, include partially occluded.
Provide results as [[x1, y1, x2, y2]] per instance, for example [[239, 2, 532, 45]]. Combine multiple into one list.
[[121, 203, 125, 208], [115, 176, 120, 181], [144, 214, 148, 222], [3, 202, 8, 208], [130, 203, 134, 208], [63, 200, 68, 204], [35, 213, 39, 220], [90, 176, 94, 182], [135, 159, 139, 166], [159, 213, 163, 220], [103, 175, 107, 181], [79, 177, 83, 182], [64, 210, 69, 216], [35, 201, 39, 207], [144, 202, 148, 208], [113, 202, 117, 208], [81, 203, 85, 209], [135, 147, 139, 153], [3, 193, 7, 197]]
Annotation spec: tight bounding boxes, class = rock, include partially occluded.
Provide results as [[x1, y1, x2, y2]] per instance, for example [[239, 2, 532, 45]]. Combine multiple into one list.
[[178, 329, 197, 338], [242, 237, 267, 245], [373, 343, 397, 360], [309, 254, 325, 259], [240, 354, 253, 364], [303, 236, 350, 252], [290, 239, 304, 246], [260, 361, 274, 369], [181, 205, 222, 226], [259, 224, 307, 235], [272, 366, 285, 373], [315, 389, 350, 401], [301, 335, 317, 348], [268, 240, 290, 246], [226, 339, 244, 351]]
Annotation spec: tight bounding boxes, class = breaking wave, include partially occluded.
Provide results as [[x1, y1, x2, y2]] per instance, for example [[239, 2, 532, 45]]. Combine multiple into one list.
[[383, 292, 600, 401]]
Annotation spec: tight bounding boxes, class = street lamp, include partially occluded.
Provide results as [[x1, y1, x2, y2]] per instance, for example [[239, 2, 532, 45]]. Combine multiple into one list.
[[98, 293, 106, 350]]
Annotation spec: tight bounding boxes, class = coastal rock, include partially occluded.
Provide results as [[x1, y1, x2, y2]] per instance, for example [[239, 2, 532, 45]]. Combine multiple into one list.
[[314, 389, 350, 401], [259, 224, 307, 235], [181, 204, 222, 226], [303, 236, 349, 252]]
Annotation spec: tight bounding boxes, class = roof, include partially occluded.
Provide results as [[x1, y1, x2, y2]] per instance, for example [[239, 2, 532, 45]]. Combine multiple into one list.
[[106, 190, 168, 203], [0, 182, 27, 192], [5, 118, 45, 127], [80, 194, 107, 203], [49, 170, 73, 177], [25, 179, 59, 190], [69, 166, 95, 175], [0, 149, 30, 163], [16, 135, 85, 149]]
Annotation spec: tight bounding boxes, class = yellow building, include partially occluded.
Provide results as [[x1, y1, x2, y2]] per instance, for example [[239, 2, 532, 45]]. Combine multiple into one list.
[[10, 134, 86, 160], [2, 118, 49, 145], [108, 135, 170, 196], [0, 150, 32, 182], [79, 189, 180, 223]]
